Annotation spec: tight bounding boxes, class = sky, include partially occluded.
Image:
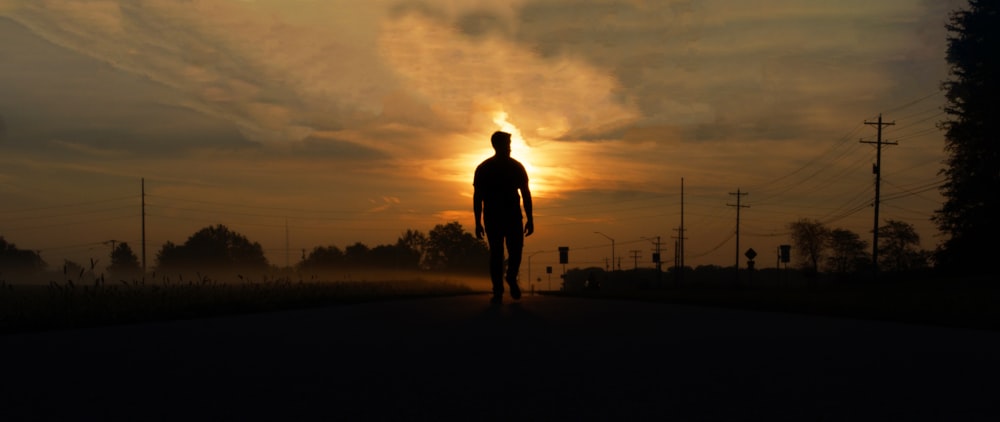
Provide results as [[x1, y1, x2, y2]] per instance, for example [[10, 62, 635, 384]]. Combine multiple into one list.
[[0, 0, 964, 276]]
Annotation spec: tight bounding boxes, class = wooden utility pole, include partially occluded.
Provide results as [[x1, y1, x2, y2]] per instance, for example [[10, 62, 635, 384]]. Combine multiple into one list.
[[861, 114, 896, 276], [629, 249, 641, 270], [727, 189, 749, 280], [673, 177, 687, 283], [141, 178, 146, 273], [680, 178, 685, 271]]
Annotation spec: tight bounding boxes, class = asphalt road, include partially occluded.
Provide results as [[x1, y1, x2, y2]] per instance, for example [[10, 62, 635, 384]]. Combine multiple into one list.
[[2, 294, 998, 421]]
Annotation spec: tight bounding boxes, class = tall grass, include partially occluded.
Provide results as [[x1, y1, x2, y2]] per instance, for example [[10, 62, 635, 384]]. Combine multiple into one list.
[[0, 271, 474, 334]]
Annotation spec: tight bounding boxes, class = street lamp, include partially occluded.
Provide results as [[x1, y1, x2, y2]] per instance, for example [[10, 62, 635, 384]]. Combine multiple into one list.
[[594, 231, 615, 271], [527, 250, 545, 293]]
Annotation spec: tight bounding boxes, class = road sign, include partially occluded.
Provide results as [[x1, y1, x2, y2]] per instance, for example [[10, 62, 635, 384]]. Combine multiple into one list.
[[744, 248, 757, 260], [779, 245, 791, 263]]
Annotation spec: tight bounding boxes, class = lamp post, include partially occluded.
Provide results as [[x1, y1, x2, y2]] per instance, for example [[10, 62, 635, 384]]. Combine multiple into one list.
[[594, 231, 615, 271], [527, 250, 545, 293]]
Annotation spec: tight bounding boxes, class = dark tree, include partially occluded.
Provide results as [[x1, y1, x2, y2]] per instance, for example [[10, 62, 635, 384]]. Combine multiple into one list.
[[0, 236, 45, 274], [934, 1, 999, 276], [107, 242, 141, 279], [788, 219, 829, 276], [343, 242, 371, 268], [425, 221, 488, 272], [369, 243, 422, 270], [826, 228, 869, 276], [396, 229, 427, 269], [877, 220, 928, 272], [298, 245, 345, 271], [155, 224, 268, 272]]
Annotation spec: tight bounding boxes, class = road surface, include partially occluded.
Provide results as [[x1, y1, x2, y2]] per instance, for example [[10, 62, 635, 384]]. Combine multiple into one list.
[[2, 294, 998, 421]]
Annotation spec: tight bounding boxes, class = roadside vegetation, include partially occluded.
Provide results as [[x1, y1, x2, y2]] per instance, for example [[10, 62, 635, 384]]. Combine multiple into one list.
[[551, 267, 998, 331], [1, 221, 486, 334], [0, 273, 474, 334]]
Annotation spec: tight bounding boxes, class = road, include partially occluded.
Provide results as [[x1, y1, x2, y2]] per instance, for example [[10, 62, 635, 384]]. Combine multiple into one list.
[[1, 294, 998, 421]]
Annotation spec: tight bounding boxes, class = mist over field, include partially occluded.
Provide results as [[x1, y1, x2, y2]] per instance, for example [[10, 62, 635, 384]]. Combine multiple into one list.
[[3, 265, 493, 293]]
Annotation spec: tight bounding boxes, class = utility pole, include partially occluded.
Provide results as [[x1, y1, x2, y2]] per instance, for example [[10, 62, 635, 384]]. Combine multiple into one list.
[[643, 235, 663, 276], [673, 240, 680, 272], [672, 226, 686, 281], [727, 189, 749, 281], [680, 177, 685, 271], [594, 231, 615, 272], [103, 240, 118, 261], [141, 178, 146, 274], [629, 249, 641, 270], [675, 177, 686, 283], [861, 114, 896, 277]]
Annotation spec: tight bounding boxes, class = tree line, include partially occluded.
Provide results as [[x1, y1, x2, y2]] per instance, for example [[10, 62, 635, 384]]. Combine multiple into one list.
[[0, 221, 489, 279], [788, 218, 928, 278]]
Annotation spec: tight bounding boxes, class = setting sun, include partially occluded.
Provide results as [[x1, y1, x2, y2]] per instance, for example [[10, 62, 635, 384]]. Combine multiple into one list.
[[490, 111, 560, 198]]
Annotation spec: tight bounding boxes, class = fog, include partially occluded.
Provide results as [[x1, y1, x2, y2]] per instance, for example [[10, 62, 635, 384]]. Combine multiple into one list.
[[7, 266, 494, 293]]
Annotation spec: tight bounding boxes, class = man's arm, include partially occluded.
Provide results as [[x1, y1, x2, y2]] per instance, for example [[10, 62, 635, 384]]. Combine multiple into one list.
[[473, 189, 485, 240], [522, 184, 534, 237]]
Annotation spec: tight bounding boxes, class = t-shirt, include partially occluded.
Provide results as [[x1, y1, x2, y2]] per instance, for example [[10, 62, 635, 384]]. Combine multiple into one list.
[[474, 156, 529, 223]]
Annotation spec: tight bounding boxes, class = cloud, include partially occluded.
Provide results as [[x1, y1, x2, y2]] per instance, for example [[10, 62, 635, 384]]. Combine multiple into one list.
[[0, 16, 256, 156], [378, 7, 641, 141], [2, 0, 399, 145], [499, 0, 954, 143]]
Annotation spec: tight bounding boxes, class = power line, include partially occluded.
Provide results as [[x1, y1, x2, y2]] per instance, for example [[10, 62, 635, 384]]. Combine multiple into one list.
[[0, 196, 135, 214]]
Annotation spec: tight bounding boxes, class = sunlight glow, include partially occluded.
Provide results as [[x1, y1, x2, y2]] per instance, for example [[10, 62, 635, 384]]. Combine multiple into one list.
[[488, 111, 561, 198]]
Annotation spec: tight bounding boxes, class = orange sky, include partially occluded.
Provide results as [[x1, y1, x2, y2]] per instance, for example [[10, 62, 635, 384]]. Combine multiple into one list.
[[0, 0, 962, 273]]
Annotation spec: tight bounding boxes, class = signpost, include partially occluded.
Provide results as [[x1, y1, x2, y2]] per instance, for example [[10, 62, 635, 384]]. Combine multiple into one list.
[[745, 248, 757, 283]]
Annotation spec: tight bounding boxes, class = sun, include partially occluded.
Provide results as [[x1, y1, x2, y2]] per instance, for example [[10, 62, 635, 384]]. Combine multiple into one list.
[[492, 112, 536, 171], [450, 111, 563, 200], [489, 111, 558, 197]]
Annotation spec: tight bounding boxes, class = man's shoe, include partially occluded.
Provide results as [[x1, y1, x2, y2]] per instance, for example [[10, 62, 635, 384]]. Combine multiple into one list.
[[490, 295, 503, 305], [509, 283, 521, 300]]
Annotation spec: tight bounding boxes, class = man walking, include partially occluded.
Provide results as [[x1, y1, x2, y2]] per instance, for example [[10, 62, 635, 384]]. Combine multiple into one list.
[[474, 130, 534, 304]]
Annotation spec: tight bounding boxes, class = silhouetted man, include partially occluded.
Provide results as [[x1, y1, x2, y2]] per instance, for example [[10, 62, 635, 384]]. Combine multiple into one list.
[[474, 130, 534, 305]]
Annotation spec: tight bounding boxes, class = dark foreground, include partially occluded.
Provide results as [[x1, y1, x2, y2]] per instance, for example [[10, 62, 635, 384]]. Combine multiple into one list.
[[2, 294, 998, 421]]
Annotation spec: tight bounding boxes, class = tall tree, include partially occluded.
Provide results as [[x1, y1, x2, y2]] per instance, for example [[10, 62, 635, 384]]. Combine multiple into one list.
[[0, 236, 45, 274], [156, 224, 268, 272], [826, 228, 869, 276], [934, 1, 999, 276], [107, 242, 141, 279], [877, 220, 928, 272], [788, 219, 829, 275], [343, 242, 371, 268], [298, 245, 345, 271], [396, 229, 427, 269], [425, 222, 488, 272]]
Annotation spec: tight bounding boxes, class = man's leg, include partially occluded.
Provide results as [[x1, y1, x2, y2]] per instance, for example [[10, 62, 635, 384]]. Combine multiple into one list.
[[485, 225, 506, 301], [504, 220, 525, 299]]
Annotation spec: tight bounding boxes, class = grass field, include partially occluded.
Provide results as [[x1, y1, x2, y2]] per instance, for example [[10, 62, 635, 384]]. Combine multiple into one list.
[[0, 273, 476, 334]]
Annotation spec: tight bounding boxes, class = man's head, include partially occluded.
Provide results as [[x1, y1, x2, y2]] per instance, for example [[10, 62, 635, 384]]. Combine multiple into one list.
[[491, 131, 512, 156]]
